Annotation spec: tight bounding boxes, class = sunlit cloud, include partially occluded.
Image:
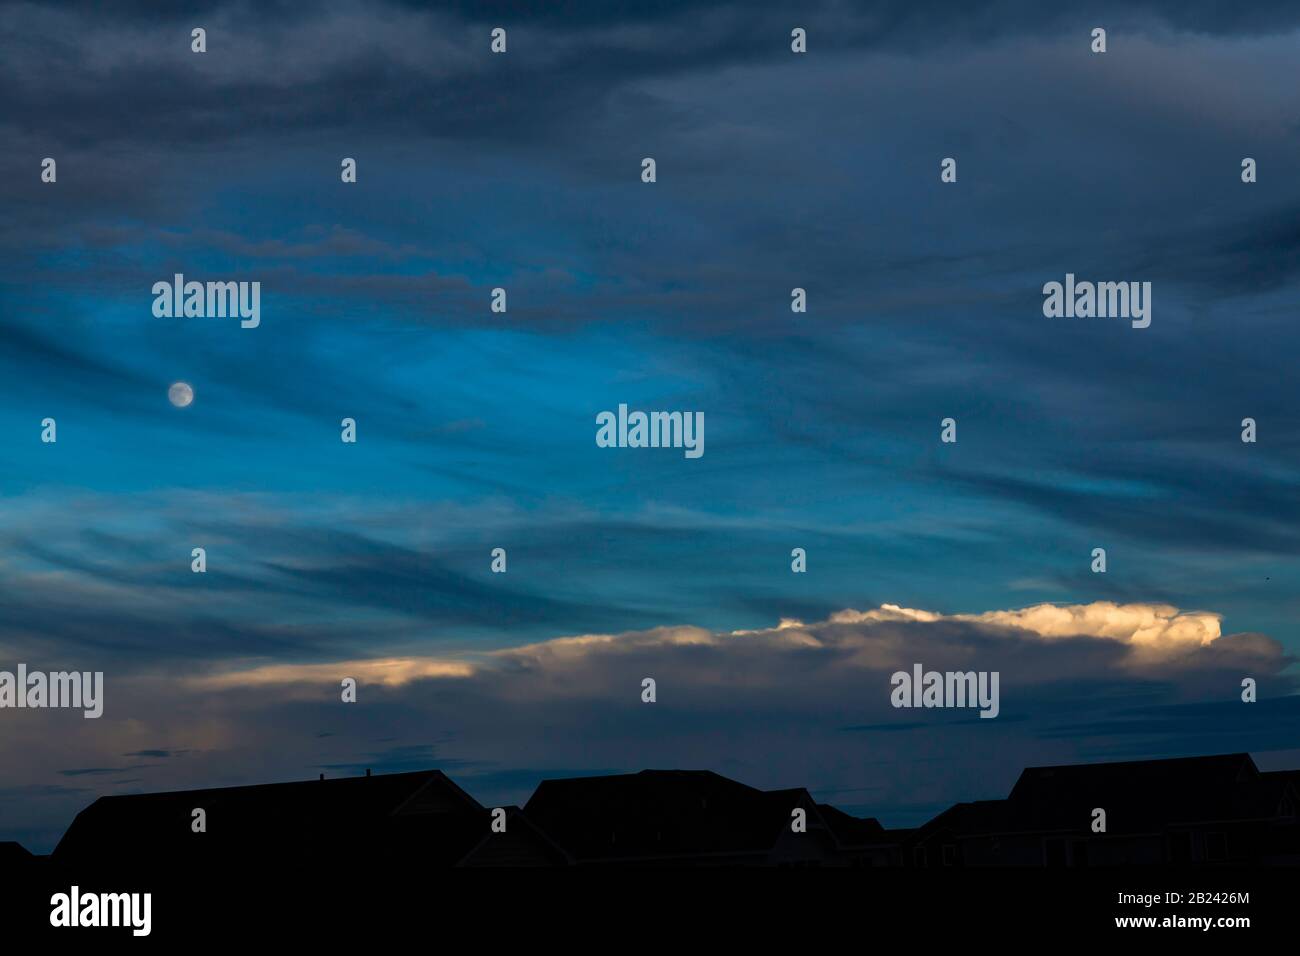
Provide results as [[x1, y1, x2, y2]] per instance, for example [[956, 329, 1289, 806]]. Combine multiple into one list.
[[190, 657, 474, 689], [189, 601, 1248, 690]]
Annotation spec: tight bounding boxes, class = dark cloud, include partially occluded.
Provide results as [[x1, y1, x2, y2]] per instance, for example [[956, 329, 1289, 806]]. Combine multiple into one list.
[[121, 749, 193, 758]]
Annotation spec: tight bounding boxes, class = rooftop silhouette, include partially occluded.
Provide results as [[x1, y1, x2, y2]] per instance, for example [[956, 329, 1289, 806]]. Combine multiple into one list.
[[6, 752, 1297, 871]]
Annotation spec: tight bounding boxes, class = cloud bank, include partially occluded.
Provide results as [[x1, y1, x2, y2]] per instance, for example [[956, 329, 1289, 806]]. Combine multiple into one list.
[[194, 600, 1257, 691], [2, 597, 1295, 852]]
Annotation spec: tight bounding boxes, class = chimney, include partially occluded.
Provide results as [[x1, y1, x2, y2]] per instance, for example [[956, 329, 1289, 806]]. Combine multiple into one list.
[[319, 773, 324, 781], [366, 768, 372, 777]]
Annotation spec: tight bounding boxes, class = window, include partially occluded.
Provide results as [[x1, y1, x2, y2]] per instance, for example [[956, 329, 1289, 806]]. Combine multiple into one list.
[[942, 844, 957, 866]]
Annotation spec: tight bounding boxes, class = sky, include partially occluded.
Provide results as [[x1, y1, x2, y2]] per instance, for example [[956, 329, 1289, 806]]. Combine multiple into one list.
[[2, 0, 1300, 852]]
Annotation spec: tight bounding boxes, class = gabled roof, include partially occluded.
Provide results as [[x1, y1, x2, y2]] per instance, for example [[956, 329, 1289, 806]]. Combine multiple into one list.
[[523, 770, 822, 861], [910, 800, 1019, 842], [55, 769, 486, 866], [908, 753, 1292, 842], [815, 804, 887, 846], [1006, 753, 1266, 832], [456, 806, 573, 866]]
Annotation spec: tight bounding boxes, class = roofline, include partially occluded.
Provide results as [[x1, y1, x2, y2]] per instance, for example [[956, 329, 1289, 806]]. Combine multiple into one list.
[[1017, 752, 1256, 775], [87, 767, 449, 804]]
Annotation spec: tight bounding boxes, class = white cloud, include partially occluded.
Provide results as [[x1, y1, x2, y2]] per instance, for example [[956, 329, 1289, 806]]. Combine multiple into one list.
[[959, 601, 1221, 647], [190, 657, 473, 690], [192, 600, 1234, 690]]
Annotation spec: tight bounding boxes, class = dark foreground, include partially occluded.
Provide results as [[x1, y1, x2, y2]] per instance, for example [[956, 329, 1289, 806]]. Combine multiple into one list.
[[0, 856, 1281, 941]]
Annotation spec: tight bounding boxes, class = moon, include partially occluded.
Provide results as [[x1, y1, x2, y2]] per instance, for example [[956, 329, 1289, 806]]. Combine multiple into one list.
[[168, 381, 194, 408]]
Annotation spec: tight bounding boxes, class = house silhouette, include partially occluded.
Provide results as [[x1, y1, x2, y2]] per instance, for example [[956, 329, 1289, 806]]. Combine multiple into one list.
[[904, 752, 1300, 867], [458, 805, 571, 867], [815, 803, 894, 866], [5, 752, 1297, 874], [53, 769, 494, 873], [522, 769, 885, 866]]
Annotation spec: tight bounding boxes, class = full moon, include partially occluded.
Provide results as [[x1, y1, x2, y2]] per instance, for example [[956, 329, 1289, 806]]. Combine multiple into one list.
[[168, 381, 194, 408]]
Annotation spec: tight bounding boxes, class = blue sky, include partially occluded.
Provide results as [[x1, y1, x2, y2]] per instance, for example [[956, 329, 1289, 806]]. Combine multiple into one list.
[[2, 0, 1300, 851]]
